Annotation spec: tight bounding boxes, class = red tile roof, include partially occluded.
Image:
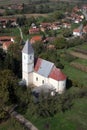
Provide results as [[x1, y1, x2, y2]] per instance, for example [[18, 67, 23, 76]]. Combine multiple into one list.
[[3, 41, 13, 50], [34, 58, 42, 72], [49, 66, 66, 81], [41, 22, 51, 27], [73, 29, 80, 33], [29, 28, 40, 34], [31, 36, 42, 41], [0, 18, 16, 22], [30, 36, 42, 44], [83, 25, 87, 33], [34, 58, 66, 81], [0, 36, 15, 42]]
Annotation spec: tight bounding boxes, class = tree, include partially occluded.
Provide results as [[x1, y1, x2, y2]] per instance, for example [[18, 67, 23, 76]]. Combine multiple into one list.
[[32, 42, 45, 57], [0, 48, 6, 70], [63, 29, 73, 38], [4, 43, 22, 77], [54, 36, 67, 49], [16, 15, 27, 26], [53, 11, 65, 20], [0, 70, 18, 120]]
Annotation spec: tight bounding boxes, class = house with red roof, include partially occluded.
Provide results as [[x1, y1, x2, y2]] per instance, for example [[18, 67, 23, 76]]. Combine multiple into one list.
[[73, 28, 82, 37], [29, 28, 40, 34], [30, 35, 42, 44], [63, 23, 71, 28], [0, 17, 17, 28], [0, 36, 15, 51], [22, 40, 66, 94], [83, 25, 87, 33], [3, 41, 13, 51]]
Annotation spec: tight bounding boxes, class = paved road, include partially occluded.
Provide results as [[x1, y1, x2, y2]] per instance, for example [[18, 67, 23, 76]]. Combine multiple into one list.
[[17, 26, 23, 39]]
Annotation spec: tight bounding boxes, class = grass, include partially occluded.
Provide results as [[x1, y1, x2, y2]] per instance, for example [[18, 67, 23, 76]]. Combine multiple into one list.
[[23, 97, 87, 130], [76, 44, 87, 51], [9, 28, 20, 37], [73, 58, 87, 66], [0, 117, 25, 130], [0, 28, 20, 37], [0, 0, 29, 5], [68, 44, 87, 52], [61, 59, 87, 86]]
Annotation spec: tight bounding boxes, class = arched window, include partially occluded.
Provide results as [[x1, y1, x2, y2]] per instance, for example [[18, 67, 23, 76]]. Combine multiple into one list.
[[30, 55, 32, 59], [36, 77, 38, 81], [42, 80, 44, 84]]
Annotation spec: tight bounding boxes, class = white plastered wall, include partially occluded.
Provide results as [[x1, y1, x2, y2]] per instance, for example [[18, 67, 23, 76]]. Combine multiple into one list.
[[22, 72, 33, 86], [49, 78, 66, 93], [33, 72, 49, 86]]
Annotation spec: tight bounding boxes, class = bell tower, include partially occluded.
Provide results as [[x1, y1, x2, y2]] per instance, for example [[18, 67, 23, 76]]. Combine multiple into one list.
[[22, 40, 34, 86]]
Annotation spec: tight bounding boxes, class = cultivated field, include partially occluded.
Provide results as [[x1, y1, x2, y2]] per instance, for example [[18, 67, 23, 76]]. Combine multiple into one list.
[[0, 0, 29, 5], [69, 51, 87, 60]]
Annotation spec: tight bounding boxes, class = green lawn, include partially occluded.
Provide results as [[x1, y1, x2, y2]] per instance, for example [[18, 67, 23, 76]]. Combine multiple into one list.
[[76, 44, 87, 51], [10, 28, 20, 37], [61, 59, 87, 86], [23, 97, 87, 130], [0, 118, 25, 130], [73, 58, 87, 66]]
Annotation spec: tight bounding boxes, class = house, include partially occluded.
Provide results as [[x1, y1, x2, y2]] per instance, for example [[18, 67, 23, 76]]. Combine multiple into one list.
[[30, 36, 42, 44], [82, 5, 87, 10], [63, 23, 71, 28], [0, 17, 16, 28], [74, 18, 82, 23], [3, 41, 13, 51], [0, 36, 15, 51], [22, 40, 66, 94], [73, 6, 81, 12], [83, 25, 87, 33], [73, 28, 82, 37], [29, 28, 40, 34], [40, 22, 51, 31], [43, 37, 55, 43], [0, 36, 15, 44], [51, 24, 60, 30], [40, 22, 51, 28], [40, 27, 46, 32]]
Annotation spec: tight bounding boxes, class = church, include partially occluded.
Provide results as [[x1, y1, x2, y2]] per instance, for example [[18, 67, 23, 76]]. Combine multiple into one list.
[[22, 40, 66, 94]]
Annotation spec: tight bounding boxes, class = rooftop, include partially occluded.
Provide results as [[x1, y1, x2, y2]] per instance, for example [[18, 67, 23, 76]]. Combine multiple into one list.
[[22, 40, 34, 54]]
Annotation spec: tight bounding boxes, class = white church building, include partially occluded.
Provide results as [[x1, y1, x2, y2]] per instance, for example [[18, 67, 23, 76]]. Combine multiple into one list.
[[22, 40, 67, 94]]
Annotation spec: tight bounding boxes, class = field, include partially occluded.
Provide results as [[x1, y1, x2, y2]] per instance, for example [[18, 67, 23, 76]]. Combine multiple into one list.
[[59, 43, 87, 87], [0, 117, 25, 130], [0, 0, 29, 5], [73, 58, 87, 66], [76, 44, 87, 51], [23, 96, 87, 130], [62, 60, 87, 86]]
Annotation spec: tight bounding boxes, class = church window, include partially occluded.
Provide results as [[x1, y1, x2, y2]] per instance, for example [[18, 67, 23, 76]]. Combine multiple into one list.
[[42, 80, 44, 84], [30, 55, 32, 59], [36, 77, 38, 81]]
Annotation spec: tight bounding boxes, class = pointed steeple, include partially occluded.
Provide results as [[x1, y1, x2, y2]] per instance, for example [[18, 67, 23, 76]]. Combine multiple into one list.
[[22, 40, 34, 54]]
